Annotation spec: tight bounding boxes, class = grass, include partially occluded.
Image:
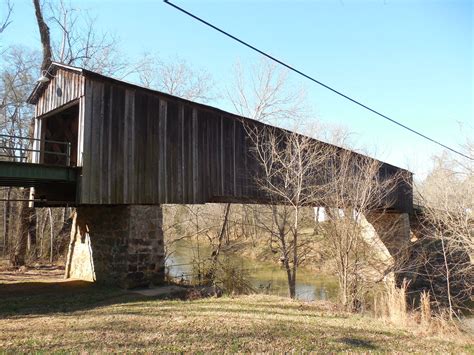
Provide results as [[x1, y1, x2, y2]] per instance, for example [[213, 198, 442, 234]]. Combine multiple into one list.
[[0, 281, 472, 353]]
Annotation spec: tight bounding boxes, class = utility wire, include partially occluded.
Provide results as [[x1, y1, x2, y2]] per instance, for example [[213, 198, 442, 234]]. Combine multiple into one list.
[[163, 0, 473, 161]]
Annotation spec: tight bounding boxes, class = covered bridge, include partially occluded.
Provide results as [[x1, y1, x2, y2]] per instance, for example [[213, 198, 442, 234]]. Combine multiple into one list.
[[0, 62, 414, 287], [24, 62, 412, 212]]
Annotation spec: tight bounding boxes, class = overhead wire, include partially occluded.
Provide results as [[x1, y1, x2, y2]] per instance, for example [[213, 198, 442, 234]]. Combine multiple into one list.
[[163, 0, 473, 161]]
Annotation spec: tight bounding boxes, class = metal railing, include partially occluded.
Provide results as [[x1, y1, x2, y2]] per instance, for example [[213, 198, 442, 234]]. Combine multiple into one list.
[[0, 134, 72, 166]]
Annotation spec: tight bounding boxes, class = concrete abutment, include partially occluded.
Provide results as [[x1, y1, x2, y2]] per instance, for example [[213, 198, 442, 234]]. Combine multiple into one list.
[[65, 205, 165, 288]]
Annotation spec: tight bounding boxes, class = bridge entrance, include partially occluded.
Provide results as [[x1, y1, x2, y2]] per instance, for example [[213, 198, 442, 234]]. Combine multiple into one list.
[[40, 104, 79, 167], [0, 103, 78, 202]]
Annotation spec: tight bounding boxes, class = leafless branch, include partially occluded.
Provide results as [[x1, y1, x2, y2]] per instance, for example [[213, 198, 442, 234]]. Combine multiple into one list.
[[137, 53, 215, 103], [0, 0, 13, 35]]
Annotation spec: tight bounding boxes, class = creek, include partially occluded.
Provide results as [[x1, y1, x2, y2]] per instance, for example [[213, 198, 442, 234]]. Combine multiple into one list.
[[166, 240, 339, 301]]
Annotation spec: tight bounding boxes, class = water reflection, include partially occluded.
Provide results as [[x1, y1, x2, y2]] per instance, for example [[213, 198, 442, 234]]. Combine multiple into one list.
[[166, 241, 339, 301]]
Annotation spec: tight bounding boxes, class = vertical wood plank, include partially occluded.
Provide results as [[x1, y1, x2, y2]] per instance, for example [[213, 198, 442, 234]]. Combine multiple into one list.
[[77, 96, 84, 166], [180, 105, 185, 203], [159, 100, 168, 203], [192, 108, 199, 203], [89, 80, 103, 203], [125, 89, 136, 203], [123, 89, 129, 203], [35, 68, 83, 117], [166, 101, 180, 203], [80, 78, 93, 203], [220, 116, 224, 196], [232, 120, 236, 196], [99, 82, 111, 203], [184, 105, 193, 203], [113, 85, 126, 204], [134, 92, 145, 203], [145, 93, 154, 203], [150, 94, 160, 203]]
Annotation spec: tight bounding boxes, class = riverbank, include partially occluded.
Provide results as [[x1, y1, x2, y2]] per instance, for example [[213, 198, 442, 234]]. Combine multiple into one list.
[[0, 281, 471, 353], [166, 237, 338, 301]]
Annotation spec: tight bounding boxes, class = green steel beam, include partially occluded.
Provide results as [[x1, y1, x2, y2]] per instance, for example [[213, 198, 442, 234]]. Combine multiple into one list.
[[0, 161, 78, 187]]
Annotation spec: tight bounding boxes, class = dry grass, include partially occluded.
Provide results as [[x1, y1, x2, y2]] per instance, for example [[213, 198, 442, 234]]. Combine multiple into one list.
[[374, 279, 409, 326], [373, 280, 473, 338], [0, 281, 472, 353]]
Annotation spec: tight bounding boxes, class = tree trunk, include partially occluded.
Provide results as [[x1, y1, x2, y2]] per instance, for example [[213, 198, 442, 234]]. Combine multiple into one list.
[[272, 205, 296, 299], [291, 206, 299, 299], [288, 273, 296, 299], [48, 207, 54, 263], [10, 194, 29, 267], [15, 0, 52, 266], [33, 0, 52, 71], [27, 207, 37, 257], [280, 239, 294, 298], [2, 187, 11, 256], [207, 203, 231, 282], [440, 235, 454, 320], [211, 203, 231, 262]]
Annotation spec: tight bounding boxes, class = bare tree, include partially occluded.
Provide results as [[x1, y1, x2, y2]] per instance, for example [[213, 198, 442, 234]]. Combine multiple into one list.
[[33, 0, 52, 71], [247, 125, 404, 303], [317, 150, 404, 310], [137, 53, 214, 102], [5, 0, 53, 266], [418, 141, 473, 256], [0, 46, 40, 265], [45, 0, 139, 78], [162, 203, 244, 288], [227, 58, 309, 127], [0, 0, 13, 36], [2, 0, 145, 265], [413, 138, 473, 317], [0, 47, 39, 141], [224, 58, 318, 298], [245, 124, 335, 298], [1, 0, 55, 266]]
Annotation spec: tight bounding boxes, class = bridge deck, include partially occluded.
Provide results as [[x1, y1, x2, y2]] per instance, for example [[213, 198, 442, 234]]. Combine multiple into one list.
[[0, 161, 77, 187]]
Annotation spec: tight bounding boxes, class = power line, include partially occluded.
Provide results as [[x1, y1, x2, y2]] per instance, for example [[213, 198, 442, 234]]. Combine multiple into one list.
[[163, 0, 473, 161]]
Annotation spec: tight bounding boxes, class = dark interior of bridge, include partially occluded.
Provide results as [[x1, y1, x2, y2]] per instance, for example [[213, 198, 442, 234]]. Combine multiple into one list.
[[42, 104, 78, 167]]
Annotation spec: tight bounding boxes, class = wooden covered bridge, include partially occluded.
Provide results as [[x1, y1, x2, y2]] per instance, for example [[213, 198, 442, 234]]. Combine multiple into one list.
[[0, 62, 413, 287]]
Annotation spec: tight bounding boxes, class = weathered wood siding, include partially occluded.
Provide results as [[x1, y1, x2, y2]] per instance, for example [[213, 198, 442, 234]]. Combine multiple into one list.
[[35, 68, 84, 117], [380, 164, 413, 214], [79, 76, 412, 212], [28, 67, 411, 212], [32, 67, 85, 167], [80, 77, 263, 205]]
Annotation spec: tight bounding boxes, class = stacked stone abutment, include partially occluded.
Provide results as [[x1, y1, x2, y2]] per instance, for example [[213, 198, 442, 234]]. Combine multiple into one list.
[[65, 205, 165, 288]]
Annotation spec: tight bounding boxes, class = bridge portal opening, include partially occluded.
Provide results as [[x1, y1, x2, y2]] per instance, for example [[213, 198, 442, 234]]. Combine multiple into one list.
[[40, 104, 79, 166]]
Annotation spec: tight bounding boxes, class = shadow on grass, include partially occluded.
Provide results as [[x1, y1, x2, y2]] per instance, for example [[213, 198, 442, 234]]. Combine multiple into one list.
[[0, 280, 170, 317], [339, 337, 377, 350]]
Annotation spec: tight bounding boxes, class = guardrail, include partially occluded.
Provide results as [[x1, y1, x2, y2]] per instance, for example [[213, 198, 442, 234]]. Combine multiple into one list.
[[0, 134, 72, 166]]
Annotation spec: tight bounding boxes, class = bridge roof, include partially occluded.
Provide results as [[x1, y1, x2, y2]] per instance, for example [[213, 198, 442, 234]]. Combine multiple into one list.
[[28, 62, 411, 176]]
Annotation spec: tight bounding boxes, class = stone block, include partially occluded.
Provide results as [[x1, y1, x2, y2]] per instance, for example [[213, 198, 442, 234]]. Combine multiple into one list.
[[65, 205, 165, 288]]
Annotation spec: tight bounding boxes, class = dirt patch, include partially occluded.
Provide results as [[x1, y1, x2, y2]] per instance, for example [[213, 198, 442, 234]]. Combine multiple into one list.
[[0, 263, 65, 284], [0, 279, 95, 298]]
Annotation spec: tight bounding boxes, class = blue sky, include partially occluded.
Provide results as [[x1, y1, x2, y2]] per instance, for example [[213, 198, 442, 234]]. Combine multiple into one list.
[[3, 0, 473, 179]]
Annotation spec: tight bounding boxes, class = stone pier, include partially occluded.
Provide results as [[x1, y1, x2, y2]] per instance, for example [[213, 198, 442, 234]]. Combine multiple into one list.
[[65, 205, 165, 288], [365, 212, 412, 260], [314, 207, 412, 283]]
